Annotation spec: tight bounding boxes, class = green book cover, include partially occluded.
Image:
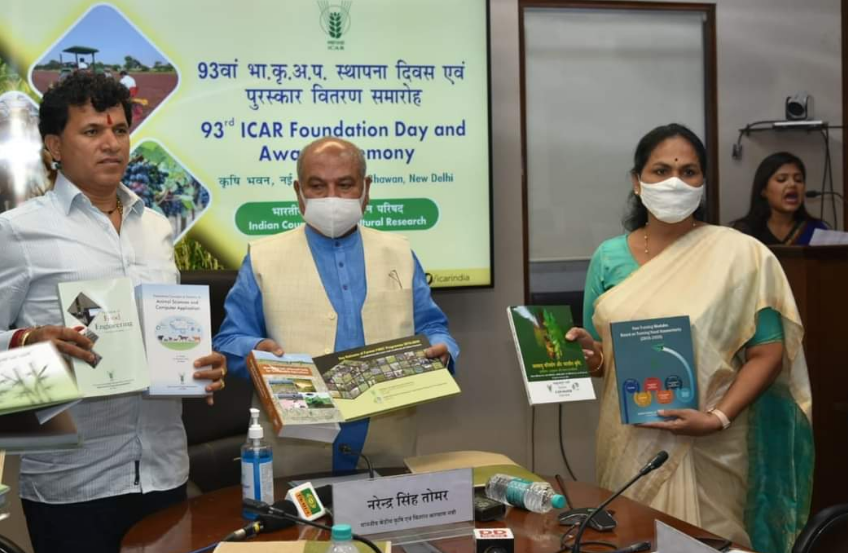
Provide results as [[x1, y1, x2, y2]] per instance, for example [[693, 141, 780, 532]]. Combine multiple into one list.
[[312, 335, 460, 422], [0, 342, 80, 416], [507, 305, 595, 404], [610, 316, 698, 424], [57, 277, 150, 397]]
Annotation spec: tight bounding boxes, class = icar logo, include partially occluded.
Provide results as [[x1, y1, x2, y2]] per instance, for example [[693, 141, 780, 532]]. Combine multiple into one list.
[[318, 0, 352, 50]]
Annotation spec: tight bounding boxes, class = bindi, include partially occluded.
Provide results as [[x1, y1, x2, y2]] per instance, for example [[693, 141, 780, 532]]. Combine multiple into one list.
[[106, 113, 112, 125]]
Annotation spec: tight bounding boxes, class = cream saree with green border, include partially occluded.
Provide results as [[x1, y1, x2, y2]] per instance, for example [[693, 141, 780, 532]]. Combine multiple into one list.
[[592, 225, 813, 553]]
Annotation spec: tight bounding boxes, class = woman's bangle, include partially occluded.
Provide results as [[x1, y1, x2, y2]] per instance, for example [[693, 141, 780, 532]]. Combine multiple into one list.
[[708, 407, 732, 430], [589, 349, 604, 374]]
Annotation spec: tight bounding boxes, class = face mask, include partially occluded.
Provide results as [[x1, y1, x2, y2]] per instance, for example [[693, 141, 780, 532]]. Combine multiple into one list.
[[300, 186, 366, 238], [638, 176, 704, 223]]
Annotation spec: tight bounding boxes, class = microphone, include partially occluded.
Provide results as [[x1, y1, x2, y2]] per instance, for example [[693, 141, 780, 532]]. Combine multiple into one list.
[[806, 190, 848, 203], [222, 501, 298, 541], [222, 520, 262, 542], [571, 451, 669, 553], [639, 450, 668, 475], [338, 443, 376, 479]]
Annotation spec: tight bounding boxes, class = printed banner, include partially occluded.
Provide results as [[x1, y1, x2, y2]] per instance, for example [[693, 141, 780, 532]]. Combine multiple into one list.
[[0, 0, 492, 287]]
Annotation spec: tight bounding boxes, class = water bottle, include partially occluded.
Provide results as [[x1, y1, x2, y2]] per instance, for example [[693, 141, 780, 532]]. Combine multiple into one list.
[[241, 408, 274, 519], [327, 523, 359, 553], [485, 474, 566, 513]]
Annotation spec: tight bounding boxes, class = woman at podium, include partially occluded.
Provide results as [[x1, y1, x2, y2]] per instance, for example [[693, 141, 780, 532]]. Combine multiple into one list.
[[732, 152, 828, 245], [566, 124, 813, 553]]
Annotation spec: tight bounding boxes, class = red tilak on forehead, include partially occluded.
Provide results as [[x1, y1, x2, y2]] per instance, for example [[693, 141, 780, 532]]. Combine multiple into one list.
[[106, 112, 112, 125]]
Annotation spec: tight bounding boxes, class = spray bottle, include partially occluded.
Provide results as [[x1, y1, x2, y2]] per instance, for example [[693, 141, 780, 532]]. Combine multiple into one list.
[[241, 408, 274, 519]]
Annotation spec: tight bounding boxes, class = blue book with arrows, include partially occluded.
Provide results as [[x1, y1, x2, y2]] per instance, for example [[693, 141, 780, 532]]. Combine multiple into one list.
[[609, 316, 698, 424]]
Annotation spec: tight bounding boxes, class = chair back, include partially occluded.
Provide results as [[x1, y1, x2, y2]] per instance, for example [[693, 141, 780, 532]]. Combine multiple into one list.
[[792, 503, 848, 553]]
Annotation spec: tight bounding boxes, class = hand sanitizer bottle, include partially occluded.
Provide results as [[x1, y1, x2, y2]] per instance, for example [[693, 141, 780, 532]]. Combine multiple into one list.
[[241, 408, 274, 519]]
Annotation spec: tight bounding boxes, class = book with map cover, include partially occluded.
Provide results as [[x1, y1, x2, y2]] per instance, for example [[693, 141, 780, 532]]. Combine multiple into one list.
[[247, 335, 460, 442], [312, 335, 460, 422], [136, 284, 212, 397]]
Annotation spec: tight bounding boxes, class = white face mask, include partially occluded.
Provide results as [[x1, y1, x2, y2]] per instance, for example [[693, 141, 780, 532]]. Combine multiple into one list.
[[299, 186, 367, 238], [638, 176, 704, 224]]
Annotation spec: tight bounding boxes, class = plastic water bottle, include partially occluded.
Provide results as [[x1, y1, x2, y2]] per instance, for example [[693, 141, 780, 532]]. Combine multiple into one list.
[[327, 524, 359, 553], [241, 408, 274, 519], [485, 474, 566, 513]]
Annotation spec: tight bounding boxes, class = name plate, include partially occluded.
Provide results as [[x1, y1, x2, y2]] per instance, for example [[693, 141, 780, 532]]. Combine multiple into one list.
[[332, 468, 473, 535]]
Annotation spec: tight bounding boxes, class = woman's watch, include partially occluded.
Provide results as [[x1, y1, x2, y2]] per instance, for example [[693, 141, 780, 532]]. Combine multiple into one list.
[[708, 407, 731, 430]]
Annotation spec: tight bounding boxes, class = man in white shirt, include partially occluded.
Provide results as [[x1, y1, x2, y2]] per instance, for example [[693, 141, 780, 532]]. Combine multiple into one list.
[[0, 72, 227, 553], [119, 70, 138, 96]]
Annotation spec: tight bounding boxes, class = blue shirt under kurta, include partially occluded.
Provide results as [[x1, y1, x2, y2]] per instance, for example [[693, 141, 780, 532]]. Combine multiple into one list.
[[213, 225, 458, 472]]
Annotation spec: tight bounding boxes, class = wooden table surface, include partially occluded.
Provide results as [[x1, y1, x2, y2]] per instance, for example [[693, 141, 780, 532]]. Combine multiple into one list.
[[121, 477, 728, 552]]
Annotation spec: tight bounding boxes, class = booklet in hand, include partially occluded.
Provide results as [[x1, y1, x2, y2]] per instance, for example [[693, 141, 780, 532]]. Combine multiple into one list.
[[57, 277, 149, 397], [135, 284, 213, 397], [247, 335, 460, 442], [610, 316, 698, 424], [247, 352, 343, 444], [0, 342, 81, 452], [507, 305, 595, 405]]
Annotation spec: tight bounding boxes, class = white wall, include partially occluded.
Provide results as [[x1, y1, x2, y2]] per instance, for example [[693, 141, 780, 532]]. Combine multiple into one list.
[[716, 0, 843, 228], [415, 0, 530, 465]]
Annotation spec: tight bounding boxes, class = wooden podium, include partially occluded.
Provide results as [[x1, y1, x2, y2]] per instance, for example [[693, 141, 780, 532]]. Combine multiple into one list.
[[772, 245, 848, 512]]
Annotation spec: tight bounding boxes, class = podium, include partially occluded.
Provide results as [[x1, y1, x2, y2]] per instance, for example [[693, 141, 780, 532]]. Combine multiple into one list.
[[772, 245, 848, 512]]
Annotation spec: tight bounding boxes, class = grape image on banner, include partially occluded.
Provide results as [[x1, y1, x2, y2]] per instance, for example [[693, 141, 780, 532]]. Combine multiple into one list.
[[124, 140, 211, 241]]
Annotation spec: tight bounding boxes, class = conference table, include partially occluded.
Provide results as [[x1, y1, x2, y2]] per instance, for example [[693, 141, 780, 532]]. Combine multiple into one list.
[[121, 475, 735, 553]]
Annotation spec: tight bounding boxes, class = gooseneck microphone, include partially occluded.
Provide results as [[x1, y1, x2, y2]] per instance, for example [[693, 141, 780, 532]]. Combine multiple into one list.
[[806, 190, 848, 204], [571, 451, 669, 553], [338, 443, 376, 479], [222, 520, 262, 542], [222, 501, 298, 541], [242, 497, 383, 553], [638, 450, 669, 475]]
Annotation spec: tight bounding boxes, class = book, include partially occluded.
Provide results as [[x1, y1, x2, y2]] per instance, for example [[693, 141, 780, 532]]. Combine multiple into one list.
[[247, 335, 461, 441], [610, 316, 698, 424], [247, 352, 343, 444], [507, 305, 596, 404], [135, 284, 213, 397], [405, 450, 546, 487], [57, 277, 150, 397], [0, 409, 79, 452], [0, 342, 81, 416], [313, 335, 461, 422]]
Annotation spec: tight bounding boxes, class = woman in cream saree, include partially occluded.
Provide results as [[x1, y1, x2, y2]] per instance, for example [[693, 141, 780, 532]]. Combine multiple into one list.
[[571, 124, 813, 553], [591, 225, 812, 551]]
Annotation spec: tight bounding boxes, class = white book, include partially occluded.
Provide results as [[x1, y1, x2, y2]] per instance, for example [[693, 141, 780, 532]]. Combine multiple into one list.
[[135, 284, 212, 397], [57, 278, 149, 397]]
